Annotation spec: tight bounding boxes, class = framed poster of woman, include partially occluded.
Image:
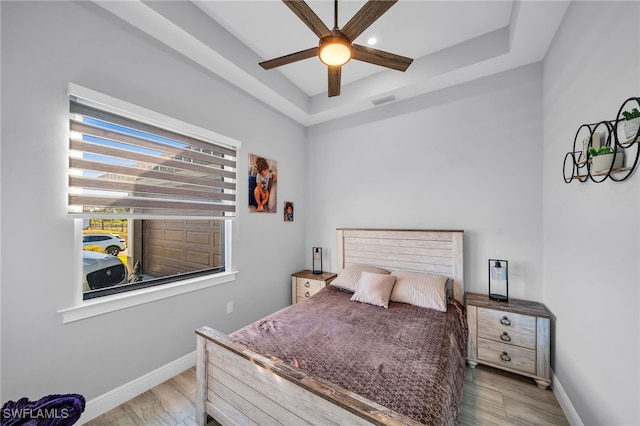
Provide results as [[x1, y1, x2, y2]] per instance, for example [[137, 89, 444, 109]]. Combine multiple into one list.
[[248, 154, 277, 213]]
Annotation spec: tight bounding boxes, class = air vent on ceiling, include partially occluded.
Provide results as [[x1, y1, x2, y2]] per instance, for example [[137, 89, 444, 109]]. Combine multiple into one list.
[[371, 94, 398, 106]]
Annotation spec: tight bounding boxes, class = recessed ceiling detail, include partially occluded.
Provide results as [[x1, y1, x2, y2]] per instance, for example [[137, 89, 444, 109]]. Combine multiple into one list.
[[93, 0, 571, 126]]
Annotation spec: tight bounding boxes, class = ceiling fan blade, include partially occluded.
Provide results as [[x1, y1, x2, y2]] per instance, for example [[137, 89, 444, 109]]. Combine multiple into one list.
[[328, 66, 341, 97], [341, 0, 397, 41], [352, 44, 413, 71], [259, 47, 318, 70], [283, 0, 332, 39]]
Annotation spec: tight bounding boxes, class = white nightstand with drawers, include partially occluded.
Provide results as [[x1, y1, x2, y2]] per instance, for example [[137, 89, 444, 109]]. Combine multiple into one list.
[[291, 270, 337, 304], [466, 292, 552, 389]]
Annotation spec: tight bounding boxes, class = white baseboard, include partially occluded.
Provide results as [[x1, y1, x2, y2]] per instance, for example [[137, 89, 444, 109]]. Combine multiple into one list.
[[551, 369, 583, 426], [77, 351, 196, 424]]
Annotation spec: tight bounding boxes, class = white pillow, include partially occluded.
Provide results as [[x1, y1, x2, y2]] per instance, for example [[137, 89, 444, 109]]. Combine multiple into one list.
[[350, 271, 397, 309], [330, 264, 390, 292], [389, 270, 449, 312]]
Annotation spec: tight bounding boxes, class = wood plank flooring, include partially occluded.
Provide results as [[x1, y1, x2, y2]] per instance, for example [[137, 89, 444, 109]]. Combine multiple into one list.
[[462, 365, 569, 425], [84, 368, 199, 426], [84, 365, 569, 425]]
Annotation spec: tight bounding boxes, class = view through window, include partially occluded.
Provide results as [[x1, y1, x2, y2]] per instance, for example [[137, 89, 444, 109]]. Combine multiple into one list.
[[82, 218, 225, 298]]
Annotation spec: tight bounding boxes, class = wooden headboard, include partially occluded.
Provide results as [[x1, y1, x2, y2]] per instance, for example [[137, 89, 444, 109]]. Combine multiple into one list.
[[336, 228, 465, 304]]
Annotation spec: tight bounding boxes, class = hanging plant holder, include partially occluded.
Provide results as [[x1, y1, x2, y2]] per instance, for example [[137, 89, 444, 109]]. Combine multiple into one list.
[[563, 97, 640, 183]]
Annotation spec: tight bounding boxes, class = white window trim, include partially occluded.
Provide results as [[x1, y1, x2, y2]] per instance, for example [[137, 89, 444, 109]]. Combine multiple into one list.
[[58, 271, 238, 324], [68, 83, 241, 151], [60, 84, 240, 323], [58, 270, 237, 324]]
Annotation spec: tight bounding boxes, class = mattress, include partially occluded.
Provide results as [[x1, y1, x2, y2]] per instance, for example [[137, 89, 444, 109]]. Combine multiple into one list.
[[231, 285, 468, 425]]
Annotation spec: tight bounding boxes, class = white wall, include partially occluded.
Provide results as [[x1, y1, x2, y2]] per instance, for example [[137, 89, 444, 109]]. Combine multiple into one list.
[[306, 64, 544, 301], [542, 2, 639, 424], [0, 1, 306, 403]]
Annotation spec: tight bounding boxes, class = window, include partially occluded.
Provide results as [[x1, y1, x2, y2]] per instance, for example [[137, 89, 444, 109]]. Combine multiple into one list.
[[68, 84, 240, 301]]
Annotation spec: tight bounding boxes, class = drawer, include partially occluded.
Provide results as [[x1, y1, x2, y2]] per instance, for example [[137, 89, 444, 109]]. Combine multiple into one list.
[[296, 277, 324, 292], [296, 278, 323, 301], [296, 289, 318, 302], [478, 338, 536, 374], [477, 307, 536, 349]]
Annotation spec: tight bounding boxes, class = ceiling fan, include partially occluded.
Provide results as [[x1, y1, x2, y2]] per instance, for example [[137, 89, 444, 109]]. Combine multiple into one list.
[[259, 0, 413, 97]]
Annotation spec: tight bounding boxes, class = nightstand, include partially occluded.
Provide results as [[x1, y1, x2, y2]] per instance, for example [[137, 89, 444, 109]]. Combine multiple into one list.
[[466, 292, 552, 389], [291, 270, 337, 304]]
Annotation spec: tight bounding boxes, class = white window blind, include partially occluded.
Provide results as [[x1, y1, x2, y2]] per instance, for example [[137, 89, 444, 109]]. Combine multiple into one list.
[[68, 90, 238, 219]]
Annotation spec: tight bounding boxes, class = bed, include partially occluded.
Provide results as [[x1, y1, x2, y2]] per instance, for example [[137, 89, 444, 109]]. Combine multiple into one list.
[[196, 228, 466, 425]]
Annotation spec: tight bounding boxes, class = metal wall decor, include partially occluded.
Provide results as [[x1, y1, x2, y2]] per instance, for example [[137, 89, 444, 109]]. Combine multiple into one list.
[[563, 97, 640, 183]]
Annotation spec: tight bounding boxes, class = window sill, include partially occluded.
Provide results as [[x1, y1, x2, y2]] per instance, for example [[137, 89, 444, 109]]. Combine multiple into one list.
[[58, 271, 237, 324]]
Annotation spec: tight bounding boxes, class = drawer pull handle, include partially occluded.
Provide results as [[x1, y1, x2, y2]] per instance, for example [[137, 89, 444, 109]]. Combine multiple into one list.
[[500, 332, 511, 342], [500, 316, 511, 326], [305, 282, 310, 287], [305, 291, 310, 297], [500, 351, 511, 362]]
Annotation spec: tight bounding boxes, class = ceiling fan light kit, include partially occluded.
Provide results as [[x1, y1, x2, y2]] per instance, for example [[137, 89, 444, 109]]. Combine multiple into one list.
[[259, 0, 413, 97], [319, 33, 352, 67]]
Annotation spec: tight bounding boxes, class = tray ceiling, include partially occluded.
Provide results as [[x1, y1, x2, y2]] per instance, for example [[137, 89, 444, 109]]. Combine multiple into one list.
[[92, 0, 570, 126]]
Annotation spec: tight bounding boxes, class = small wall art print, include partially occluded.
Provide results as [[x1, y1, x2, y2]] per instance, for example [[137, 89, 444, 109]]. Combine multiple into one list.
[[284, 201, 294, 221], [248, 153, 277, 213]]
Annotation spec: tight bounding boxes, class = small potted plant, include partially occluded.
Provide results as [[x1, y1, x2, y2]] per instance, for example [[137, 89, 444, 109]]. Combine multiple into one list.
[[589, 146, 624, 173], [622, 107, 640, 139]]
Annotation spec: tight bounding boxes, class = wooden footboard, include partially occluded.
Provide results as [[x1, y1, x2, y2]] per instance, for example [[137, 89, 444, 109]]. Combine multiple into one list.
[[195, 326, 421, 426]]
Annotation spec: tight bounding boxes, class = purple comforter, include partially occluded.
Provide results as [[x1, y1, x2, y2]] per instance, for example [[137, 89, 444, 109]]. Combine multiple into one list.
[[231, 285, 468, 425]]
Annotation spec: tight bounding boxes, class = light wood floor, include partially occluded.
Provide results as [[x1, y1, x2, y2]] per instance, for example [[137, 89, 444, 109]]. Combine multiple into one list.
[[84, 365, 569, 425], [462, 365, 569, 425]]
